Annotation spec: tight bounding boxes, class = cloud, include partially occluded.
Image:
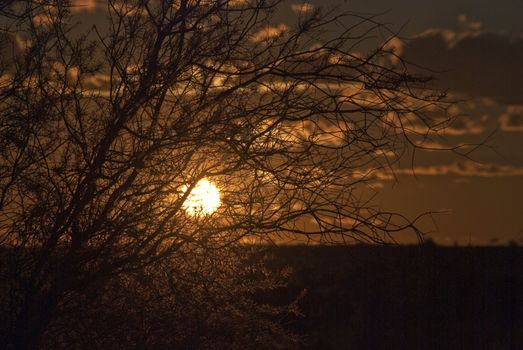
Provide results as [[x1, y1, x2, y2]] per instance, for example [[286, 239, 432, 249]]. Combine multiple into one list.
[[407, 114, 487, 137], [291, 2, 314, 14], [391, 16, 523, 104], [70, 0, 101, 12], [83, 73, 111, 88], [251, 24, 288, 42], [444, 115, 487, 136], [31, 0, 100, 25], [498, 105, 523, 132], [390, 160, 523, 178], [378, 107, 487, 138]]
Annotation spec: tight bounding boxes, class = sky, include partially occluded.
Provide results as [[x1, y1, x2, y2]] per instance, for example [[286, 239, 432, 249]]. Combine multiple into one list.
[[300, 0, 523, 245], [38, 0, 523, 245]]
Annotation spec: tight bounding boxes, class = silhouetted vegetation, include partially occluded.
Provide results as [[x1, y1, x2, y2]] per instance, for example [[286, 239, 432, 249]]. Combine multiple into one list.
[[2, 244, 521, 349], [1, 245, 301, 349], [0, 0, 473, 348], [269, 244, 523, 349]]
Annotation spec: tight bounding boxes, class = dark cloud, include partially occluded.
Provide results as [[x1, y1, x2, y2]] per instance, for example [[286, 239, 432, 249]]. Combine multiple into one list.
[[390, 16, 523, 104]]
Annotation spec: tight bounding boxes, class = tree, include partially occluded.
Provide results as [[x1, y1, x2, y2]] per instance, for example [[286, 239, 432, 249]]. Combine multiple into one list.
[[34, 246, 301, 349], [0, 0, 453, 348]]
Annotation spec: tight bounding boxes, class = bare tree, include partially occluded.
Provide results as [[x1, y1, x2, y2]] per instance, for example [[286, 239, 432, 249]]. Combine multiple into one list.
[[0, 0, 453, 348]]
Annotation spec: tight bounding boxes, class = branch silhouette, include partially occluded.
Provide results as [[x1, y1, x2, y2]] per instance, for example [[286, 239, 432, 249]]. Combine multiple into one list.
[[0, 0, 460, 348]]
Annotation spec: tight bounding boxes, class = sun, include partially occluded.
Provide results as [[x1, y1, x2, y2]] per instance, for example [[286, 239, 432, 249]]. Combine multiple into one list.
[[182, 179, 221, 216]]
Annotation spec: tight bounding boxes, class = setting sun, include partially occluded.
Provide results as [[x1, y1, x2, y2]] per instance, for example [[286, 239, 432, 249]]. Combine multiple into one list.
[[182, 179, 221, 216]]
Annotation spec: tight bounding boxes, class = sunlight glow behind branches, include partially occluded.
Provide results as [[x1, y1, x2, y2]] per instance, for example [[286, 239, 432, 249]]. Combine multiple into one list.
[[182, 179, 221, 216]]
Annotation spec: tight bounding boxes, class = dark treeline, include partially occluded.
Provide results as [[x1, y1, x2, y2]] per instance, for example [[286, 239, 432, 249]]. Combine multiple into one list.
[[267, 244, 523, 350], [1, 244, 522, 349]]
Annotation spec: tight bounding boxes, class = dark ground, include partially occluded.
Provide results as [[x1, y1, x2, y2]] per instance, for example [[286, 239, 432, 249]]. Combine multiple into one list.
[[267, 244, 523, 350], [2, 244, 522, 349]]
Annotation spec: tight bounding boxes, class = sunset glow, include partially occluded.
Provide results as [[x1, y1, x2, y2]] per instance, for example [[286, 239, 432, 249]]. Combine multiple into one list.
[[182, 179, 221, 216]]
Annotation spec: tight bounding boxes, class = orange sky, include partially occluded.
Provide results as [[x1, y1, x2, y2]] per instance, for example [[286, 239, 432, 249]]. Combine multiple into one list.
[[35, 0, 523, 245]]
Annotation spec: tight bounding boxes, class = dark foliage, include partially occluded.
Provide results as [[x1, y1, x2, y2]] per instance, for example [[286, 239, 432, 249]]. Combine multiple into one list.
[[269, 244, 523, 350], [1, 246, 301, 349]]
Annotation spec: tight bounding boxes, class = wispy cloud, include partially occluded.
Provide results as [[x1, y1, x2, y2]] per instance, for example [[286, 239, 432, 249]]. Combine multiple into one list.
[[498, 105, 523, 132], [388, 161, 523, 178], [70, 0, 101, 12], [291, 2, 314, 14], [251, 24, 288, 42], [444, 115, 488, 135]]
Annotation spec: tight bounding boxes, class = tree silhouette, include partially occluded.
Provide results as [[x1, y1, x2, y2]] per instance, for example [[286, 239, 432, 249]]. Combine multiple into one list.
[[0, 0, 452, 348]]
